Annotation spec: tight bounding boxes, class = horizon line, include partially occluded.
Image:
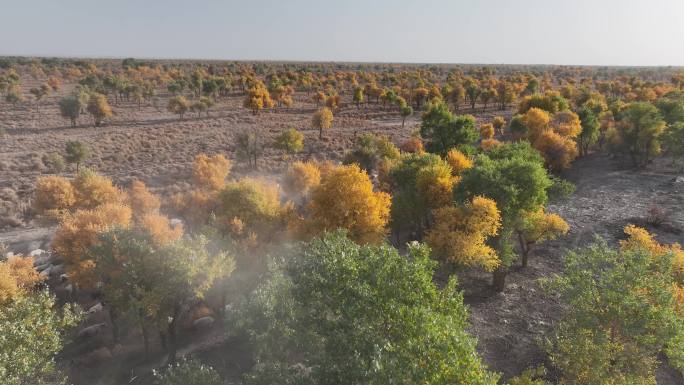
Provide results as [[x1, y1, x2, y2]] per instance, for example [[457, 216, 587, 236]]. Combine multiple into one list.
[[1, 53, 683, 69]]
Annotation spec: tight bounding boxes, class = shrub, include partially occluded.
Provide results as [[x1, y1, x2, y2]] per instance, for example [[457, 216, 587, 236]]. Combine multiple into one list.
[[547, 176, 576, 201], [42, 152, 65, 173], [273, 128, 304, 157], [153, 359, 224, 385]]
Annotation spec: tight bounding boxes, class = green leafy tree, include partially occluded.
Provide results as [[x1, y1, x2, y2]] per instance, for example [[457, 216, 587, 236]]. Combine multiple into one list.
[[91, 229, 232, 365], [353, 86, 364, 108], [655, 91, 684, 125], [400, 105, 413, 128], [662, 122, 684, 168], [0, 291, 82, 385], [455, 142, 551, 291], [577, 106, 600, 156], [237, 232, 499, 385], [64, 140, 90, 171], [420, 101, 478, 156], [343, 133, 400, 172], [388, 152, 451, 239], [608, 102, 666, 167], [58, 95, 83, 127], [543, 239, 684, 385]]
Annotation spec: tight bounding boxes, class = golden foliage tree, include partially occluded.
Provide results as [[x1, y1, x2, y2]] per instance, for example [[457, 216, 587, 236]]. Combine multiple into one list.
[[306, 164, 391, 244], [492, 116, 506, 136], [312, 107, 334, 140], [52, 203, 132, 287], [481, 138, 502, 151], [192, 153, 231, 191], [71, 169, 125, 210], [127, 180, 161, 219], [516, 209, 569, 267], [282, 161, 321, 201], [86, 93, 113, 127], [521, 107, 552, 143], [0, 256, 44, 305], [534, 130, 579, 171], [480, 123, 495, 139], [138, 213, 183, 246], [416, 161, 455, 209], [34, 176, 76, 220], [550, 110, 582, 138], [445, 148, 473, 176], [243, 81, 274, 114], [426, 196, 502, 271]]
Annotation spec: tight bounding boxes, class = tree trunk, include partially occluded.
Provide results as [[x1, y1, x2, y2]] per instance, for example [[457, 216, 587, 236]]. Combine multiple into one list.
[[492, 268, 508, 292], [139, 311, 149, 357], [166, 306, 180, 365], [109, 309, 120, 345]]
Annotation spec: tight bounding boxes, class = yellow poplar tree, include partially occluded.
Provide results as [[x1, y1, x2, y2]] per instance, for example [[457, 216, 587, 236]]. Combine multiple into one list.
[[426, 196, 502, 271], [306, 164, 390, 244]]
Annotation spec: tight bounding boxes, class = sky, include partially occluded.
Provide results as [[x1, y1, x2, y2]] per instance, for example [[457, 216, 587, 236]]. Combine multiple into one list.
[[1, 0, 683, 66]]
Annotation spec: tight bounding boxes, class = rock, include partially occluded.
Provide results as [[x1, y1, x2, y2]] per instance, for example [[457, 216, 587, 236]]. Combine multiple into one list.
[[192, 316, 215, 329]]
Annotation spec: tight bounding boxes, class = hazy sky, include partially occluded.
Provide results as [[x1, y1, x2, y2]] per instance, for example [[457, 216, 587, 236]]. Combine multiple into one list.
[[2, 0, 683, 66]]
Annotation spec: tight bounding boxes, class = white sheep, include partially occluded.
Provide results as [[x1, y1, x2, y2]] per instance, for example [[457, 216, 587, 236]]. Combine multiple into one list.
[[29, 249, 46, 257], [77, 323, 107, 339]]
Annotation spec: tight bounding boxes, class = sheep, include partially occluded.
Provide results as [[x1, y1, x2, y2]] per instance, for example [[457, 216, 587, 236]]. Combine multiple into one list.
[[86, 302, 104, 315], [77, 323, 107, 340], [64, 284, 74, 297], [50, 264, 65, 277], [29, 249, 46, 257], [39, 265, 53, 277], [35, 262, 52, 271], [192, 316, 215, 330], [33, 255, 53, 267]]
